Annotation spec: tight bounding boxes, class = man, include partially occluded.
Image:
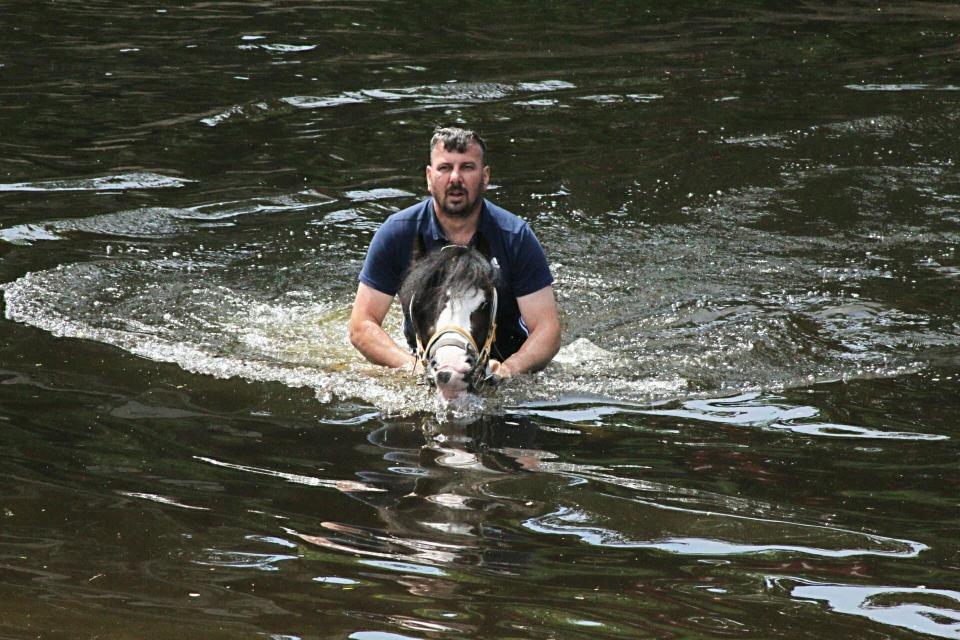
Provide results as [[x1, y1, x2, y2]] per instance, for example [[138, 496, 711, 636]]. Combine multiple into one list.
[[349, 126, 560, 380]]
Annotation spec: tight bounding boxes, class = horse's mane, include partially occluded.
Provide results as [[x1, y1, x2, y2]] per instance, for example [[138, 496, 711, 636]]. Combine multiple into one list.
[[399, 245, 494, 306]]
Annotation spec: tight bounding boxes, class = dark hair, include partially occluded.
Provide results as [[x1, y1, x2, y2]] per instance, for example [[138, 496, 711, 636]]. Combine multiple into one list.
[[429, 126, 487, 164], [398, 244, 498, 354]]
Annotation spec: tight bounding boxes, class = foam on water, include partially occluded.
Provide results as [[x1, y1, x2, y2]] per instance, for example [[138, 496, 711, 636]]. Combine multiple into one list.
[[0, 255, 445, 416]]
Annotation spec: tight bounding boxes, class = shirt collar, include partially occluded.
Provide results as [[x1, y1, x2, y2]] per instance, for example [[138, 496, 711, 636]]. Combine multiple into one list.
[[422, 198, 490, 248]]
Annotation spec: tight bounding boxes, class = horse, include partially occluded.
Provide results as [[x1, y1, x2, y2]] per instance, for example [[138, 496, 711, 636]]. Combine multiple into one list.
[[398, 239, 500, 401]]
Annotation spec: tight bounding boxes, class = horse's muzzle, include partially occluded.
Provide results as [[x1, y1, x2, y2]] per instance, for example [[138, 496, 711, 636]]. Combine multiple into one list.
[[429, 344, 477, 400]]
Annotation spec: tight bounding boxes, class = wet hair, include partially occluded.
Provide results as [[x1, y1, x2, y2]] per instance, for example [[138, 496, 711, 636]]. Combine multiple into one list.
[[429, 126, 487, 165]]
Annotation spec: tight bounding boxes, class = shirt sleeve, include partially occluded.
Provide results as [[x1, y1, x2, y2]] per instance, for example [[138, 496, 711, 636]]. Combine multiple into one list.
[[358, 220, 406, 296], [510, 223, 554, 297]]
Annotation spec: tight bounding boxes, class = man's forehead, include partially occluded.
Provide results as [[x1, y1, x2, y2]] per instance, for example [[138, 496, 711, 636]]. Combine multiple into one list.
[[430, 141, 484, 164]]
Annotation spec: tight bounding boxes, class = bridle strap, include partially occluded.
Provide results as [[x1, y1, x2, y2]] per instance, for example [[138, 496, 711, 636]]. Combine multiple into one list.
[[425, 324, 479, 357], [476, 288, 498, 369], [411, 288, 499, 388]]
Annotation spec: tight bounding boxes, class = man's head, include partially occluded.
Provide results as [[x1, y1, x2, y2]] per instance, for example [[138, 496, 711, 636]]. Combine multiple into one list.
[[426, 126, 490, 219]]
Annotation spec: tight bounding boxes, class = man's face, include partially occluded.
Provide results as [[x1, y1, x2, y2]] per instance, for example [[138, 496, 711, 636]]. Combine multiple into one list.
[[426, 142, 490, 218]]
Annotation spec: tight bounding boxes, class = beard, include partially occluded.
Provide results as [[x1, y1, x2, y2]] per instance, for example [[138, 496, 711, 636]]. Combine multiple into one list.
[[438, 183, 484, 218]]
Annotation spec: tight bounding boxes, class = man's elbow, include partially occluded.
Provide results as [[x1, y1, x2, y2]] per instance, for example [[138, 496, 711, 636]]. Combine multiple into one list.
[[348, 317, 371, 355], [528, 319, 561, 373], [548, 323, 562, 360], [348, 321, 361, 350], [545, 320, 562, 362]]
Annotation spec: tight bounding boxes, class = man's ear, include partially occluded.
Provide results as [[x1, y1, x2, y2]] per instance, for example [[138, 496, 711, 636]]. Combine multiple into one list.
[[482, 164, 491, 188]]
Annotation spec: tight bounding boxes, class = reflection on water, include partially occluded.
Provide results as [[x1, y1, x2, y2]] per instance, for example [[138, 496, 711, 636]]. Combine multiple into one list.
[[526, 501, 927, 558], [1, 1, 959, 638], [774, 579, 960, 639], [518, 391, 948, 441]]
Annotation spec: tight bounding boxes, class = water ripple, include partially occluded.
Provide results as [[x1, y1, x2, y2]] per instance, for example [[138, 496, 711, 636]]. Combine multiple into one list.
[[194, 549, 300, 571], [845, 83, 960, 92], [0, 172, 192, 192], [517, 392, 947, 441], [205, 79, 576, 126], [117, 491, 210, 511], [194, 456, 385, 493], [772, 578, 960, 638], [526, 498, 928, 558], [0, 190, 334, 245]]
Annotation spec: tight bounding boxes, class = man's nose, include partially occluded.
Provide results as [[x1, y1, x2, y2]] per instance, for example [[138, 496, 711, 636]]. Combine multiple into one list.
[[449, 166, 462, 183]]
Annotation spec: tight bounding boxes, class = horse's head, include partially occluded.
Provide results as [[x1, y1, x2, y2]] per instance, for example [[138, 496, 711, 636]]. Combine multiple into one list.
[[398, 241, 499, 401]]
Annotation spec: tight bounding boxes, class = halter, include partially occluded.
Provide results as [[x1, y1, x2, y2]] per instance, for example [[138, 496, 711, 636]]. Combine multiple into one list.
[[410, 287, 498, 389]]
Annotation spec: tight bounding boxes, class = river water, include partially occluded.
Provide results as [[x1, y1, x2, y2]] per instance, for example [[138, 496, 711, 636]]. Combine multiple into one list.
[[1, 2, 959, 638]]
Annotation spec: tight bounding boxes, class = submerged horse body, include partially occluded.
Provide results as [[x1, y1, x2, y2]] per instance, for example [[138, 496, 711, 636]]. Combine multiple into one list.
[[398, 242, 499, 401]]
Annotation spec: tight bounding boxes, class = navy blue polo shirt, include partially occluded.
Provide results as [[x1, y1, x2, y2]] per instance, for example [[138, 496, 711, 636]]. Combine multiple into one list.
[[359, 197, 553, 359]]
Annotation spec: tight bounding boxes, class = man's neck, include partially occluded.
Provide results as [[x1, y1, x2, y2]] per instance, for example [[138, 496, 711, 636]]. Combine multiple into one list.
[[433, 200, 483, 246]]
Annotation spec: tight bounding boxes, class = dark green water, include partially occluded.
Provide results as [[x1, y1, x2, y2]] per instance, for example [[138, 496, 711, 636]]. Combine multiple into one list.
[[2, 2, 959, 638]]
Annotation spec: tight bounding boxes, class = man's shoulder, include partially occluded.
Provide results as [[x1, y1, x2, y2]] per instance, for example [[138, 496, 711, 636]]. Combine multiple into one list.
[[360, 198, 430, 296], [380, 198, 430, 232], [481, 199, 553, 296], [372, 198, 433, 248], [482, 200, 532, 237]]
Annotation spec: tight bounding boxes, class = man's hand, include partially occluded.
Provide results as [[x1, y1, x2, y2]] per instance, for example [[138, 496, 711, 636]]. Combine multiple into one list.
[[487, 359, 512, 382]]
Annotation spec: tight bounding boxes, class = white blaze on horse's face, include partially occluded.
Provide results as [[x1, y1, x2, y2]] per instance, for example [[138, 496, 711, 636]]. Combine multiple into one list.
[[429, 286, 485, 400]]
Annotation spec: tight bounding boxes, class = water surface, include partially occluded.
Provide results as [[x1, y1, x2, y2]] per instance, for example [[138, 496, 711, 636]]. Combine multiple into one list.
[[2, 2, 959, 638]]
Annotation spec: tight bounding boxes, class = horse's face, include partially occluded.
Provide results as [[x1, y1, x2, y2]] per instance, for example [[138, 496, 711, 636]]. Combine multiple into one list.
[[400, 245, 498, 402], [427, 285, 490, 400]]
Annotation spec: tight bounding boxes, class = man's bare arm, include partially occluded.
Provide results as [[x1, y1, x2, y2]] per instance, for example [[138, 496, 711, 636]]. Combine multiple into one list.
[[491, 285, 561, 378], [348, 283, 417, 369]]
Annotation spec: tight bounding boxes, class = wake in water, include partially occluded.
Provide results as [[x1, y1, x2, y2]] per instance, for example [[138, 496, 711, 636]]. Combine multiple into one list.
[[2, 102, 958, 422], [0, 209, 944, 426]]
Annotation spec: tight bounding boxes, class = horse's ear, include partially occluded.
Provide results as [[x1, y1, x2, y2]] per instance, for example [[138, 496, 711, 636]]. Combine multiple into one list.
[[473, 231, 492, 260], [411, 233, 427, 261]]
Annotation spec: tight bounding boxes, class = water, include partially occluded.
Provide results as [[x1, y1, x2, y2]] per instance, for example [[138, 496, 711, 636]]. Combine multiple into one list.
[[2, 2, 959, 638]]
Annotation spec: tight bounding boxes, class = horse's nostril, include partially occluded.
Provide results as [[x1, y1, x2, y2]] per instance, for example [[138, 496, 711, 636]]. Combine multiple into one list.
[[436, 371, 452, 384]]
